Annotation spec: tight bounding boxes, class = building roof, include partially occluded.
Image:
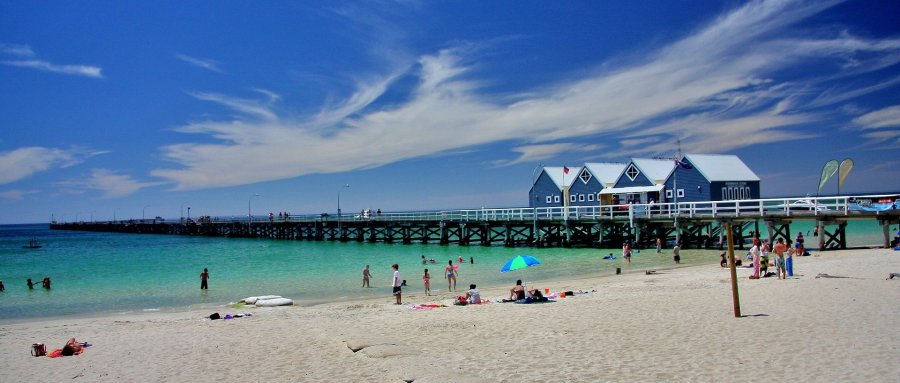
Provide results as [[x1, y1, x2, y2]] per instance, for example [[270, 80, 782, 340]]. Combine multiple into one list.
[[543, 166, 583, 190], [684, 154, 760, 182], [599, 184, 665, 195], [583, 162, 628, 186], [630, 158, 675, 184]]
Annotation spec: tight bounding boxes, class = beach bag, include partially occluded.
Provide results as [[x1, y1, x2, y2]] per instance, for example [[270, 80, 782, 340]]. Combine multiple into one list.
[[31, 343, 46, 357], [209, 312, 221, 320]]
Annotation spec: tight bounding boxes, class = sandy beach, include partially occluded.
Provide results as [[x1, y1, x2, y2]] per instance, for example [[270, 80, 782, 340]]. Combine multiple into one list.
[[2, 247, 898, 382]]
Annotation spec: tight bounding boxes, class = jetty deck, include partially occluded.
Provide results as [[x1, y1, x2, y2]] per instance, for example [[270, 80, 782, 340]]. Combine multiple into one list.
[[51, 195, 899, 250]]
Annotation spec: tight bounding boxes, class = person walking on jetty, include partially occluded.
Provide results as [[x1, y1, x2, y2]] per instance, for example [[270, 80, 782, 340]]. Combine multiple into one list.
[[200, 268, 210, 290], [362, 265, 372, 288], [391, 264, 402, 305], [445, 260, 458, 291]]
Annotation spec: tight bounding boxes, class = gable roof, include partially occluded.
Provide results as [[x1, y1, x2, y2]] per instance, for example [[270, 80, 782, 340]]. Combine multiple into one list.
[[543, 166, 583, 189], [583, 162, 628, 186], [630, 158, 675, 184], [684, 154, 760, 182]]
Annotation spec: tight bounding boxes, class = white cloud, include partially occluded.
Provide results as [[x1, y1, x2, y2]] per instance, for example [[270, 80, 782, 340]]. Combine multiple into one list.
[[0, 43, 35, 57], [852, 105, 900, 129], [0, 189, 40, 200], [0, 147, 105, 185], [55, 169, 166, 199], [2, 59, 102, 78], [496, 143, 603, 167], [151, 0, 900, 190], [175, 54, 225, 73]]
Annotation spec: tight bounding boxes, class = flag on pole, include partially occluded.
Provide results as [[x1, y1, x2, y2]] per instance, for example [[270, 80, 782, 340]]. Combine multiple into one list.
[[838, 158, 853, 193], [563, 166, 569, 174], [818, 160, 839, 192], [676, 158, 693, 169]]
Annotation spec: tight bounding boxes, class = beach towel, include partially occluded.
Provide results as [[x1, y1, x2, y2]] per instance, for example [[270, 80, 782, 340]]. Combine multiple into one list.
[[46, 348, 83, 358], [515, 297, 551, 304]]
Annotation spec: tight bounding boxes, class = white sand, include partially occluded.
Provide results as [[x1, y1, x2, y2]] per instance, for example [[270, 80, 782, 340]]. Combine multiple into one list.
[[2, 248, 899, 382]]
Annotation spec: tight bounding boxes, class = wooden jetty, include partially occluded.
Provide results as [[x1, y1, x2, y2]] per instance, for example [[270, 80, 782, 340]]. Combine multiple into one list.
[[51, 195, 900, 251]]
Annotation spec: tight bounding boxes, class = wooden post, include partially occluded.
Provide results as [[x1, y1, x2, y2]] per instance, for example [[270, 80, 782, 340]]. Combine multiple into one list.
[[818, 221, 825, 251], [726, 222, 742, 318], [884, 222, 891, 249]]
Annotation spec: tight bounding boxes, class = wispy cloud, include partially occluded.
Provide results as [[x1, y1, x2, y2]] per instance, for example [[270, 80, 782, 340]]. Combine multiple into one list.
[[0, 147, 106, 185], [0, 189, 40, 200], [175, 53, 225, 73], [0, 43, 35, 57], [495, 143, 603, 167], [2, 59, 103, 78], [151, 0, 900, 190], [852, 105, 900, 129], [55, 169, 165, 199]]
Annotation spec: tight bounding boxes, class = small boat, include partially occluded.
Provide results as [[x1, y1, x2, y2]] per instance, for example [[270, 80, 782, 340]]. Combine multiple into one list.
[[23, 238, 42, 249]]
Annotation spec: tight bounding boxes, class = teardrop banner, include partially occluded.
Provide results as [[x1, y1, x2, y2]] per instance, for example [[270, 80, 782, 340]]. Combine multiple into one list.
[[818, 160, 839, 192], [838, 159, 854, 195]]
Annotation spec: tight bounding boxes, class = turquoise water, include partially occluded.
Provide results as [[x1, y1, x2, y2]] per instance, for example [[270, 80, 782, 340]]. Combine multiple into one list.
[[0, 221, 892, 321]]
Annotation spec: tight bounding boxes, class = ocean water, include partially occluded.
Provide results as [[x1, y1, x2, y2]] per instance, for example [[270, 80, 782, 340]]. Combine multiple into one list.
[[0, 221, 892, 321]]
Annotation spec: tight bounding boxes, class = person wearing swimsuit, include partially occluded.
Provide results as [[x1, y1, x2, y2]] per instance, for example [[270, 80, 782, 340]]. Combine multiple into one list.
[[362, 265, 372, 288], [445, 260, 457, 292], [510, 279, 526, 300], [200, 269, 209, 290], [423, 269, 431, 296]]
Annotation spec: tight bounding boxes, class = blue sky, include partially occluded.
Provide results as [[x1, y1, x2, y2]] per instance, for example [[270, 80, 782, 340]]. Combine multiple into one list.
[[1, 0, 899, 224]]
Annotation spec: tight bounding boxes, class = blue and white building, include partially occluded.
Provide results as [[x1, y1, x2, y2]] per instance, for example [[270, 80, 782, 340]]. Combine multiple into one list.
[[529, 154, 760, 207]]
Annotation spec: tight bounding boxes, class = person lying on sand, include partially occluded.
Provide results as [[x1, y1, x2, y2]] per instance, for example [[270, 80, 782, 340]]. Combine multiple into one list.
[[61, 338, 86, 356], [887, 273, 900, 280]]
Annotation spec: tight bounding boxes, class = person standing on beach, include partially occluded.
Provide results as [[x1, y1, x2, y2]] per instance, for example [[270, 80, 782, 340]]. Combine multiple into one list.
[[673, 242, 681, 264], [786, 239, 796, 277], [656, 237, 662, 253], [445, 260, 457, 291], [749, 242, 760, 278], [200, 268, 210, 290], [773, 238, 787, 280], [362, 265, 372, 287], [623, 242, 631, 264], [423, 269, 431, 296], [391, 264, 402, 305]]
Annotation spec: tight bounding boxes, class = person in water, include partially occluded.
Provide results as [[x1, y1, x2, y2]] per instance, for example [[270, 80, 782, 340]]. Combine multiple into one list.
[[42, 276, 51, 289], [0, 280, 4, 291], [422, 255, 426, 264], [200, 268, 209, 290], [362, 265, 372, 288], [509, 279, 526, 300], [27, 278, 37, 289], [445, 260, 458, 292]]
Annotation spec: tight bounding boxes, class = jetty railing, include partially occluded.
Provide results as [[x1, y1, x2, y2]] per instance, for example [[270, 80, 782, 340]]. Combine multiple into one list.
[[78, 194, 897, 226]]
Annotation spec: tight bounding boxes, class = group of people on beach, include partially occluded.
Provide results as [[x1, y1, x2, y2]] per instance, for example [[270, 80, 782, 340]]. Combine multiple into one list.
[[362, 255, 477, 305]]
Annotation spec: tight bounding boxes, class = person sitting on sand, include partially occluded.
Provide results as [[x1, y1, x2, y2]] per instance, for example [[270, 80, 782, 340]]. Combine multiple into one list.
[[465, 284, 481, 304], [528, 288, 544, 299], [720, 253, 728, 268], [510, 279, 526, 300], [61, 338, 85, 356]]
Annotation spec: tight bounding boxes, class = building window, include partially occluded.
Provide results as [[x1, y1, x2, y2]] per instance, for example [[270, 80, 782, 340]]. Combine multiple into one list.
[[570, 194, 576, 202], [554, 195, 560, 203], [546, 196, 552, 204], [677, 189, 685, 198], [587, 193, 594, 202], [722, 187, 727, 200], [579, 194, 585, 202], [579, 169, 592, 184], [666, 190, 673, 199], [745, 187, 751, 199], [625, 164, 640, 181]]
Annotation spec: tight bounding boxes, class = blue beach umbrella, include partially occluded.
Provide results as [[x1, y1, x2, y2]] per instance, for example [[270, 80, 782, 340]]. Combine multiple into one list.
[[501, 255, 542, 294]]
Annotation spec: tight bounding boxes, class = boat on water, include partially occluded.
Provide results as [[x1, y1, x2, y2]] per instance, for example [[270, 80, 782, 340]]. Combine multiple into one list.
[[22, 238, 42, 249]]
